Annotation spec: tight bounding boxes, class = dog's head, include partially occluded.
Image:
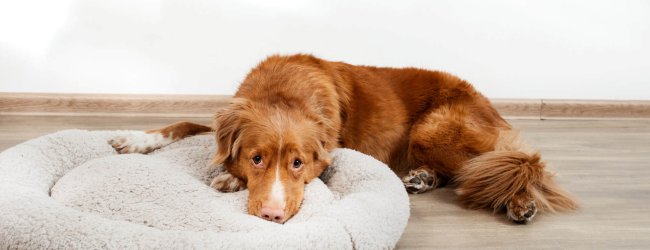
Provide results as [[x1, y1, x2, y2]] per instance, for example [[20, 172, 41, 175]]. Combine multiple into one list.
[[212, 98, 331, 223]]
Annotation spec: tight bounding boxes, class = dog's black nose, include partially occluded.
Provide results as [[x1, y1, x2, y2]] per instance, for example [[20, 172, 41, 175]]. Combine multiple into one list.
[[524, 211, 534, 218]]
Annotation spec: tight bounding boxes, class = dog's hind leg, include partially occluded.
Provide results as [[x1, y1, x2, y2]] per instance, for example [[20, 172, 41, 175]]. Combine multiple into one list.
[[404, 104, 494, 194], [454, 130, 578, 223], [109, 121, 212, 154]]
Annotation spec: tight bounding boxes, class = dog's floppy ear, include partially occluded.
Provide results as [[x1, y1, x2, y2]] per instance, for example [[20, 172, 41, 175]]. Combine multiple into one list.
[[213, 98, 249, 166], [305, 138, 332, 183]]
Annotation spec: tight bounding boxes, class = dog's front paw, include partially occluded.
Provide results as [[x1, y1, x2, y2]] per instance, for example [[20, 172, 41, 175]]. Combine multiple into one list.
[[109, 131, 173, 154], [210, 173, 246, 192], [402, 168, 437, 194], [507, 194, 538, 224]]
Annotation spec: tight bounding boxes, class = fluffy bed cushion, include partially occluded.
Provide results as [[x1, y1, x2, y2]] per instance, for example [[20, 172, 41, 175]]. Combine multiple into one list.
[[0, 130, 409, 249]]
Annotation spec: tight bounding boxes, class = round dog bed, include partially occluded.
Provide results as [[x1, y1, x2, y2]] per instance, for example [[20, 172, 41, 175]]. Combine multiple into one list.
[[0, 130, 409, 249]]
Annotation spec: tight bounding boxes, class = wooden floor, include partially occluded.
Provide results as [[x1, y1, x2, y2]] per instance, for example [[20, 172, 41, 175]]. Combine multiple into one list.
[[1, 115, 649, 249]]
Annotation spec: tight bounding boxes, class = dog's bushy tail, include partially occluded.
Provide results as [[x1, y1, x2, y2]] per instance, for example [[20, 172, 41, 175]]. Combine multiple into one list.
[[454, 130, 578, 213]]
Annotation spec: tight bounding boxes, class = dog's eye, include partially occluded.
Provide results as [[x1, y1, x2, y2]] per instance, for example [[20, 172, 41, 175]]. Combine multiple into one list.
[[252, 155, 263, 165], [292, 159, 303, 169]]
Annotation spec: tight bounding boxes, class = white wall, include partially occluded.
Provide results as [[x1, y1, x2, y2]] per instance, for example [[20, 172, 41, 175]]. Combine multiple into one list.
[[1, 0, 649, 100]]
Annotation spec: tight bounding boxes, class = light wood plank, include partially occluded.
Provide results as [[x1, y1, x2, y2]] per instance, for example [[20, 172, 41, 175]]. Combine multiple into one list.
[[5, 92, 650, 119], [490, 98, 541, 119], [0, 92, 230, 117], [542, 99, 650, 120]]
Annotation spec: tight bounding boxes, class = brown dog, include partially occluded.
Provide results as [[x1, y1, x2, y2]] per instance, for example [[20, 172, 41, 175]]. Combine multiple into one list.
[[110, 54, 577, 224]]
